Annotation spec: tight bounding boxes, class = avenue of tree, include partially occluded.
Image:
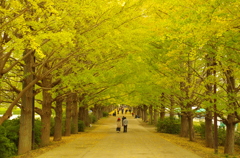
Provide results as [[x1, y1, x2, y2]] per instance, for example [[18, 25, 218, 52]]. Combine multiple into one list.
[[0, 0, 240, 156]]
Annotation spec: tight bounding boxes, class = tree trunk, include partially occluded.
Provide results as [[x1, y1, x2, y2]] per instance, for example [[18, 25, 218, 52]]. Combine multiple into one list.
[[40, 75, 52, 146], [204, 54, 214, 148], [205, 110, 214, 148], [137, 106, 141, 118], [65, 94, 72, 136], [133, 107, 137, 116], [224, 115, 236, 154], [149, 105, 153, 124], [78, 94, 88, 126], [93, 105, 99, 120], [188, 115, 195, 141], [180, 114, 189, 137], [18, 50, 34, 155], [71, 93, 78, 134], [79, 107, 85, 120], [223, 68, 237, 154], [84, 108, 90, 127], [169, 95, 174, 118], [97, 106, 102, 120], [153, 108, 158, 124], [53, 97, 63, 141], [143, 105, 147, 122], [160, 93, 165, 120]]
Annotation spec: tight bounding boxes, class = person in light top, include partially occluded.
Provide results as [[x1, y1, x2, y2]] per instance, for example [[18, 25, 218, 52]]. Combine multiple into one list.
[[123, 117, 128, 133], [116, 118, 121, 133]]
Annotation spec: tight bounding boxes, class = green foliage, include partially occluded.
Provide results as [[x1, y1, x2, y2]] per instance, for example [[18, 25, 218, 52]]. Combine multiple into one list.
[[0, 126, 17, 158], [61, 116, 66, 135], [194, 122, 205, 139], [156, 117, 180, 134], [103, 112, 109, 117], [235, 132, 240, 146], [33, 119, 42, 148], [218, 128, 226, 146], [0, 108, 21, 115], [194, 122, 227, 146], [89, 114, 97, 124], [0, 108, 5, 114], [0, 118, 41, 154], [50, 117, 55, 136], [78, 120, 85, 132], [2, 119, 20, 147]]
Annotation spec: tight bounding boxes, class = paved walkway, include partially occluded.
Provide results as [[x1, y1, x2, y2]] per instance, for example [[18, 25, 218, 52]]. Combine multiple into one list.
[[36, 113, 201, 158]]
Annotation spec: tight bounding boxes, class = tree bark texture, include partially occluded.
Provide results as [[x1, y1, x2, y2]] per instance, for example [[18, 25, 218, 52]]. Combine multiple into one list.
[[205, 110, 214, 148], [180, 114, 189, 137], [40, 74, 52, 146], [149, 105, 153, 124], [142, 105, 147, 122], [53, 97, 63, 141], [71, 93, 78, 134], [204, 54, 215, 148], [160, 93, 165, 120], [187, 115, 195, 141], [92, 105, 99, 120], [153, 108, 158, 124], [18, 50, 34, 155], [224, 115, 236, 155], [98, 106, 103, 120], [137, 106, 141, 117], [169, 95, 174, 118], [223, 68, 238, 154], [65, 94, 73, 136]]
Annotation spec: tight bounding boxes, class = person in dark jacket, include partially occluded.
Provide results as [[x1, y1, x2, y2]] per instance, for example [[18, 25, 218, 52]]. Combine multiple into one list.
[[123, 117, 128, 133]]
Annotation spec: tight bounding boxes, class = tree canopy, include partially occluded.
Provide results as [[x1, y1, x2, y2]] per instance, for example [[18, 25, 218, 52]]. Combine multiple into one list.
[[1, 0, 240, 155]]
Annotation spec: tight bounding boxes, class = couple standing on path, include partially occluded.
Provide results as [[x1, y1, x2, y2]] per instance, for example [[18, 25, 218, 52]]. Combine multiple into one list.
[[116, 116, 128, 133]]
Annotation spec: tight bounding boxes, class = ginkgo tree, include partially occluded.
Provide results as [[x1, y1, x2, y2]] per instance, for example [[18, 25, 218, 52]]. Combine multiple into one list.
[[1, 0, 149, 155], [1, 0, 240, 156], [148, 0, 240, 155]]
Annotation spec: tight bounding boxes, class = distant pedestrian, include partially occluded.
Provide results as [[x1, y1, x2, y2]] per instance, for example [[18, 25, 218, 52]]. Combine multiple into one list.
[[123, 117, 128, 133], [122, 116, 126, 126], [116, 118, 121, 133]]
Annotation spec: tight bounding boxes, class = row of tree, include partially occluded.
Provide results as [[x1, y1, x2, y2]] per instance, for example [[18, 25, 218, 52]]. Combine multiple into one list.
[[1, 0, 240, 156], [0, 0, 151, 155], [126, 0, 240, 155]]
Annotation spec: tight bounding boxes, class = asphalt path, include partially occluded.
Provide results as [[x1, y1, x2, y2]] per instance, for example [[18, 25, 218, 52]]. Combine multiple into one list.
[[36, 113, 201, 158]]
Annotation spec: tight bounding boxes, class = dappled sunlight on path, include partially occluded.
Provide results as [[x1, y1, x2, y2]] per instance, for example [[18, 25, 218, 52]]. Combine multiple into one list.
[[36, 113, 201, 158]]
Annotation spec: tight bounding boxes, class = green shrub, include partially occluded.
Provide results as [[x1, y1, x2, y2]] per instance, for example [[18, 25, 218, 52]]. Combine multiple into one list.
[[0, 126, 17, 158], [33, 119, 42, 148], [194, 122, 205, 139], [78, 120, 85, 132], [156, 117, 180, 134], [194, 122, 227, 146], [218, 127, 226, 146], [103, 112, 109, 117], [235, 132, 240, 146], [2, 118, 20, 147], [89, 114, 97, 123], [50, 117, 55, 136]]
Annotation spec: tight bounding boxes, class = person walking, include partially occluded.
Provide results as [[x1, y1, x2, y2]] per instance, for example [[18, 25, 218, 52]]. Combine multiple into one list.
[[123, 117, 128, 133], [122, 116, 126, 126], [116, 118, 121, 133]]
